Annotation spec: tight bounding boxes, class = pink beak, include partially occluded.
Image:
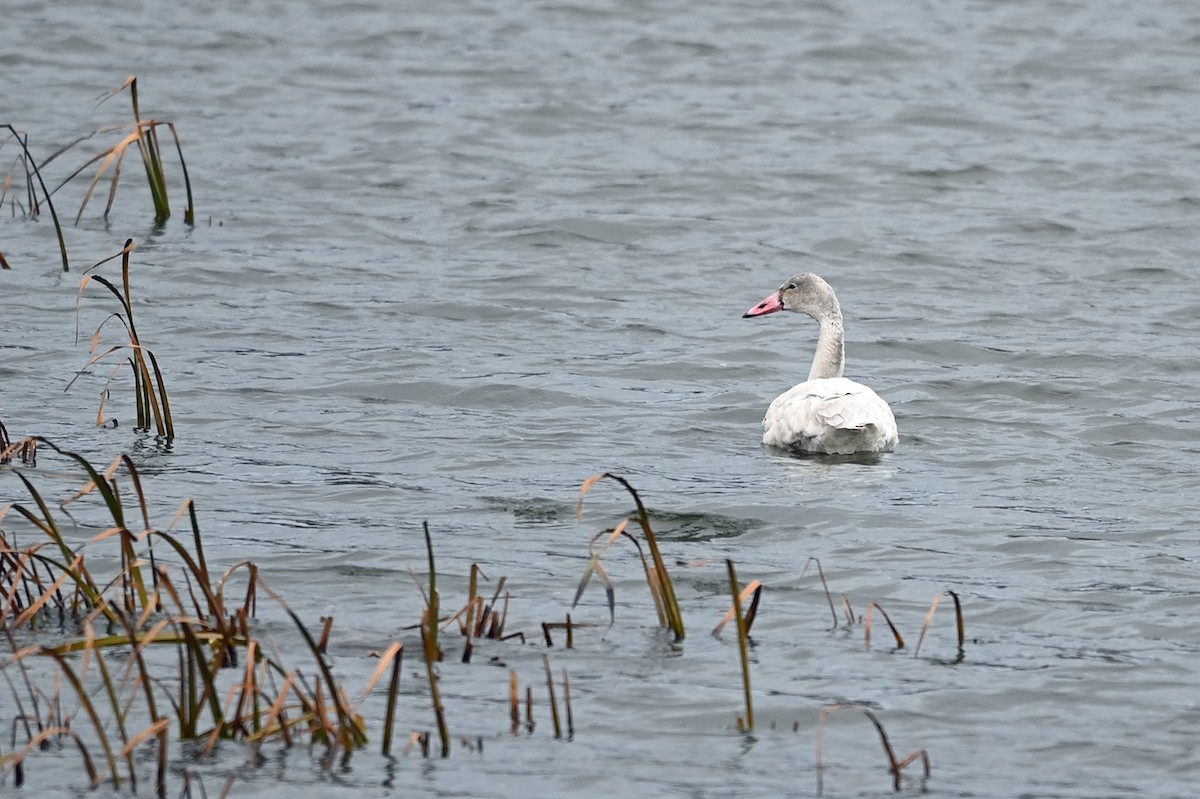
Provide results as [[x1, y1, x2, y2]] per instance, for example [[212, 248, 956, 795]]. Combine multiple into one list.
[[743, 292, 783, 318]]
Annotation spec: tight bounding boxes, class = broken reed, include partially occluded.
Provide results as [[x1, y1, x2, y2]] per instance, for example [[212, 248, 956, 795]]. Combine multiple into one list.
[[816, 704, 930, 794], [71, 239, 174, 438]]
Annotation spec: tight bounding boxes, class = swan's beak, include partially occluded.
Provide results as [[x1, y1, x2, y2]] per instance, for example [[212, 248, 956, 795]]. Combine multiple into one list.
[[743, 292, 783, 318]]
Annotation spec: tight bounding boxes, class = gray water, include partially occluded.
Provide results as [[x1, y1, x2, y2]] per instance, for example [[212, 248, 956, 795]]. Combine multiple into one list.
[[4, 0, 1200, 795]]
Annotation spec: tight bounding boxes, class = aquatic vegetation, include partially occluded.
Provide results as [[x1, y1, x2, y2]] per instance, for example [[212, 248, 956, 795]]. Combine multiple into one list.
[[914, 590, 966, 660], [1, 454, 937, 795], [817, 704, 931, 794], [804, 557, 967, 660], [574, 471, 685, 640], [69, 239, 175, 438], [47, 76, 194, 227], [723, 559, 756, 732], [0, 442, 577, 794], [0, 124, 70, 271], [4, 77, 192, 273]]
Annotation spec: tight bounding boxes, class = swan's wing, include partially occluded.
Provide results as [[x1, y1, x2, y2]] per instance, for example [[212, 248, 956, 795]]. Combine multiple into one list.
[[762, 378, 897, 454]]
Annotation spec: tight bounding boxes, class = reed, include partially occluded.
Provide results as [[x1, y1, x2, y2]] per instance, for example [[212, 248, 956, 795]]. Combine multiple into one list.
[[0, 442, 375, 790], [542, 654, 562, 739], [798, 557, 839, 628], [70, 239, 174, 438], [724, 560, 755, 733], [863, 602, 905, 651], [816, 703, 930, 794], [420, 522, 450, 757], [913, 590, 966, 660], [575, 473, 685, 640], [3, 449, 940, 794], [0, 124, 70, 271], [800, 559, 964, 658], [45, 76, 194, 226]]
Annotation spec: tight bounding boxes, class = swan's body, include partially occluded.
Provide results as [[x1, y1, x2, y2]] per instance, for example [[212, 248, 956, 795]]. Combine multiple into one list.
[[744, 273, 898, 455]]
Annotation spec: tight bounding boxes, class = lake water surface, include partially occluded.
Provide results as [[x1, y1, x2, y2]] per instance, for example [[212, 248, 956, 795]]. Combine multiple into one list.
[[4, 0, 1200, 796]]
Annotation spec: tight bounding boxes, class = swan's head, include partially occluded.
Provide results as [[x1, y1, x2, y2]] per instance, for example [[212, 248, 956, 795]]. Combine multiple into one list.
[[743, 273, 840, 320]]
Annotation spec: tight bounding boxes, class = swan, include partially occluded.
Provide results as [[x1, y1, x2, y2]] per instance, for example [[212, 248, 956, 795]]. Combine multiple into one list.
[[743, 273, 898, 455]]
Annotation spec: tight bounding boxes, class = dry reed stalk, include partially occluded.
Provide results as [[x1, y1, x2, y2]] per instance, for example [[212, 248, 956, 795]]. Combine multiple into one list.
[[577, 473, 685, 639], [863, 602, 905, 650], [914, 590, 965, 658], [509, 670, 520, 733], [724, 560, 754, 733], [712, 579, 763, 637], [466, 564, 483, 635], [418, 624, 450, 757], [542, 654, 562, 739], [317, 616, 333, 654], [0, 125, 69, 270], [816, 703, 930, 794], [562, 667, 574, 740], [798, 557, 839, 628], [421, 522, 442, 663], [382, 644, 405, 756]]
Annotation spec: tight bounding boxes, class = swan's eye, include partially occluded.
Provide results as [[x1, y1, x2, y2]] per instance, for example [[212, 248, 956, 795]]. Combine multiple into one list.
[[785, 283, 796, 291]]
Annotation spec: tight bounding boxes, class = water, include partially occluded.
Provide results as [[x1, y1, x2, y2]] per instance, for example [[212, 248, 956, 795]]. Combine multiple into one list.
[[4, 0, 1200, 795]]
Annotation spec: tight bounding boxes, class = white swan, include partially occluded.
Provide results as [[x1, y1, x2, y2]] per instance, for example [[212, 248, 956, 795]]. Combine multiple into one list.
[[743, 273, 898, 455]]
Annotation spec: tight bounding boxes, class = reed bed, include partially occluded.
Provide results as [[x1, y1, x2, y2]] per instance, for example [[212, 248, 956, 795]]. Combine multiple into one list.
[[0, 443, 572, 794], [1, 454, 947, 795]]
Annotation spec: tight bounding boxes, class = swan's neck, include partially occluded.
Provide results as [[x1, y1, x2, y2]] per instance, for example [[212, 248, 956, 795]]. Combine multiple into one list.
[[808, 316, 845, 380]]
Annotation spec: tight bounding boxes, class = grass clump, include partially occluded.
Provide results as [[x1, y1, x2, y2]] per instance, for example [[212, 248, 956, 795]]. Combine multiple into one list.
[[69, 239, 174, 438], [1, 124, 70, 271], [574, 472, 685, 640], [49, 76, 194, 226]]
